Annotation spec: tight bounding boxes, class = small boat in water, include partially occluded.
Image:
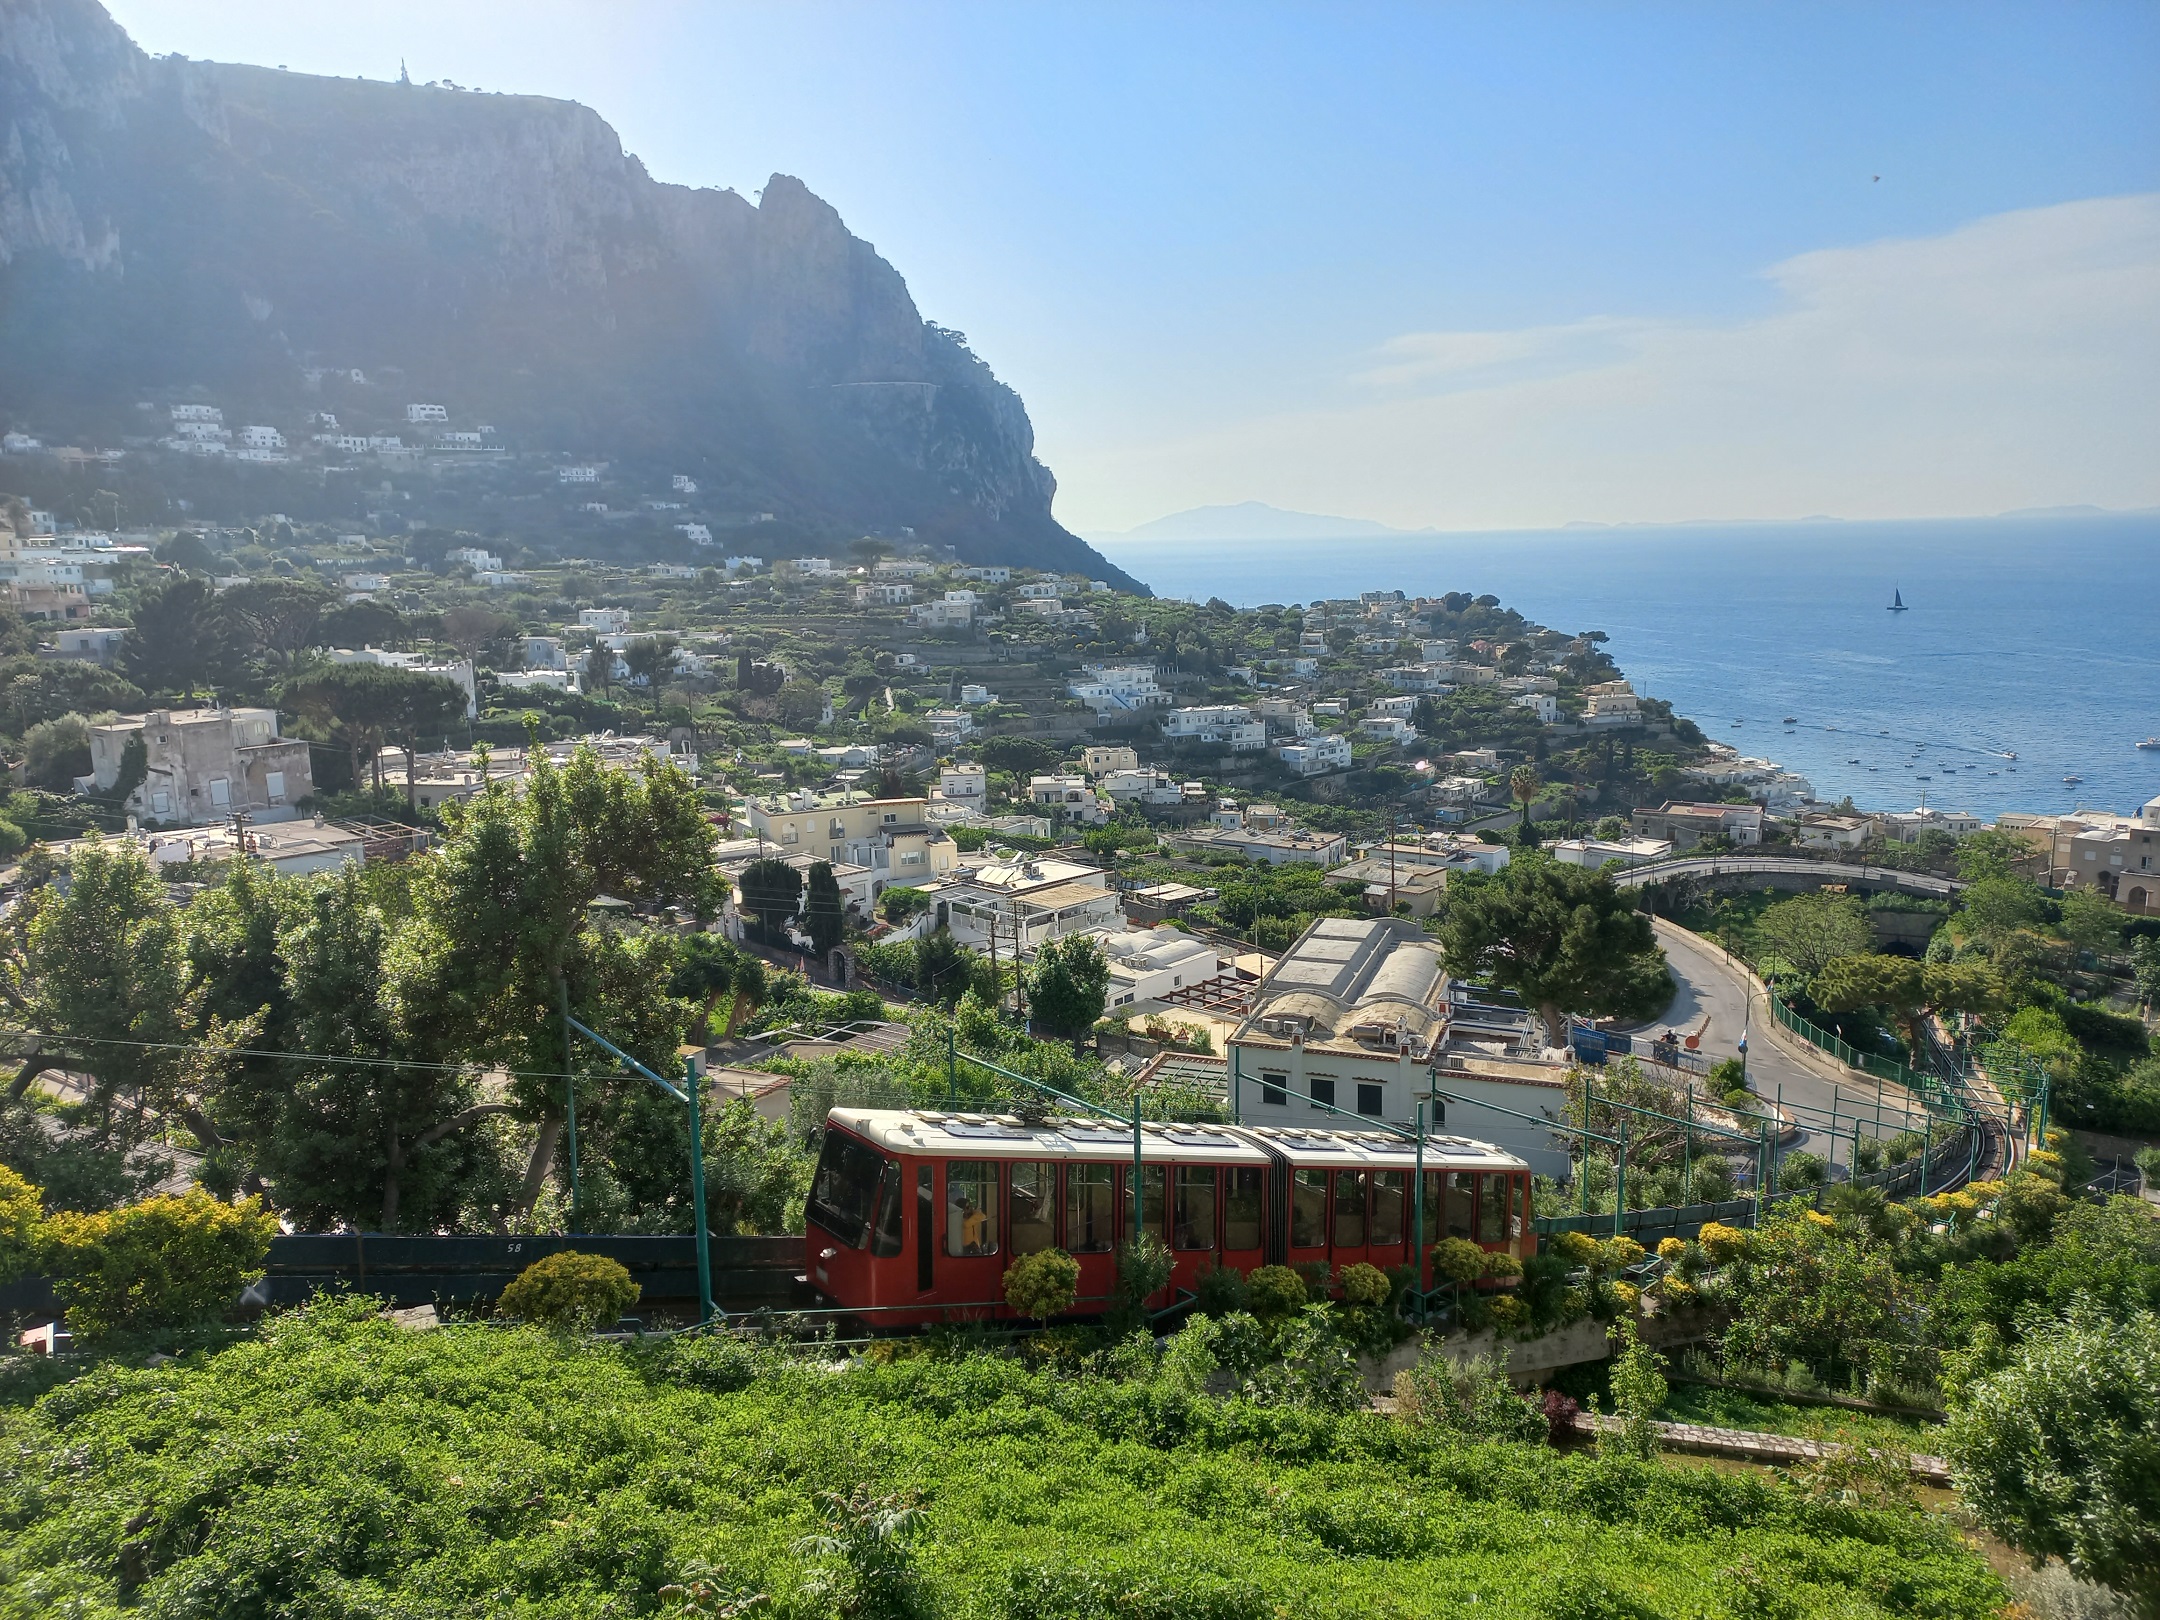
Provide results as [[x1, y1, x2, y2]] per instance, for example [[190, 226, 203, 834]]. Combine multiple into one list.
[[1782, 716, 1796, 724], [2064, 774, 2083, 784], [1888, 587, 1910, 612], [2138, 737, 2160, 751]]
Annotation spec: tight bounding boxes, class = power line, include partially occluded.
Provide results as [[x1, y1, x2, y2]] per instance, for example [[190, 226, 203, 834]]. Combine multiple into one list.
[[20, 1030, 642, 1086]]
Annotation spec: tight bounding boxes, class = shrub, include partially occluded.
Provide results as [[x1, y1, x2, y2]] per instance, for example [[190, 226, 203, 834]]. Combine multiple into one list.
[[1107, 1235, 1173, 1333], [1696, 1221, 1749, 1263], [1656, 1236, 1687, 1263], [1605, 1317, 1668, 1460], [497, 1250, 642, 1332], [1549, 1230, 1603, 1269], [1394, 1345, 1542, 1441], [1004, 1248, 1081, 1323], [1601, 1235, 1645, 1270], [1192, 1259, 1249, 1317], [792, 1485, 927, 1620], [1481, 1250, 1523, 1280], [1244, 1263, 1307, 1321], [1779, 1151, 1827, 1189], [1337, 1261, 1391, 1306], [0, 1163, 40, 1284], [36, 1192, 275, 1342], [1431, 1237, 1487, 1284]]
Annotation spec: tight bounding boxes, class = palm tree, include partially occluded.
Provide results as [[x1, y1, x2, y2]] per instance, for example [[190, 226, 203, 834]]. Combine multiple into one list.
[[1510, 764, 1541, 832]]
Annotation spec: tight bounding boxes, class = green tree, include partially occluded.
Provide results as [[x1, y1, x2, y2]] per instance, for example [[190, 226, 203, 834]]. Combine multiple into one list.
[[388, 740, 721, 1220], [1440, 861, 1672, 1047], [736, 858, 804, 940], [2057, 887, 2124, 957], [1716, 1202, 1918, 1388], [217, 579, 334, 684], [801, 860, 846, 957], [1812, 954, 1998, 1060], [1754, 891, 1873, 978], [20, 713, 91, 790], [623, 634, 678, 692], [1945, 1305, 2160, 1614], [123, 574, 222, 700], [382, 669, 471, 809], [1025, 932, 1109, 1043], [1510, 764, 1540, 833], [584, 642, 616, 699], [1958, 875, 2050, 953], [314, 597, 408, 651], [283, 662, 413, 791]]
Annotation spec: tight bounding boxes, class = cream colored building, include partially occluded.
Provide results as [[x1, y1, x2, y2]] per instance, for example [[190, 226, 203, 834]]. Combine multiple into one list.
[[1999, 796, 2160, 914], [742, 791, 959, 894]]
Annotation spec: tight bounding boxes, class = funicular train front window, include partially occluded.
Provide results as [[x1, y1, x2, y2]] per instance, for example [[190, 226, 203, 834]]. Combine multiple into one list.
[[946, 1161, 999, 1256], [808, 1131, 889, 1248], [1223, 1166, 1264, 1251], [1011, 1162, 1056, 1254], [1290, 1168, 1327, 1248], [1173, 1166, 1216, 1250], [1370, 1170, 1405, 1248], [1065, 1164, 1116, 1252]]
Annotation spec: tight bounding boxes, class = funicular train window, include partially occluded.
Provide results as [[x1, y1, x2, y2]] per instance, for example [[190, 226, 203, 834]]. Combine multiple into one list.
[[1290, 1168, 1328, 1248], [1333, 1169, 1368, 1247], [1173, 1166, 1217, 1250], [808, 1131, 887, 1248], [1223, 1166, 1264, 1251], [1141, 1164, 1168, 1240], [945, 1161, 999, 1257], [1510, 1175, 1527, 1240], [1065, 1164, 1116, 1253], [1445, 1171, 1477, 1239], [1010, 1162, 1057, 1255], [870, 1164, 905, 1258], [1370, 1170, 1406, 1248], [1478, 1172, 1508, 1244]]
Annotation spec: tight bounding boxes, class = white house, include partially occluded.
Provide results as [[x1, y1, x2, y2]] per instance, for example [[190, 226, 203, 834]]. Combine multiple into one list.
[[406, 403, 449, 423], [579, 607, 631, 634], [672, 474, 699, 493], [238, 425, 285, 450], [855, 582, 914, 605], [1067, 663, 1168, 715], [1514, 692, 1559, 724], [649, 563, 698, 580], [936, 764, 988, 810], [1550, 836, 1674, 870], [909, 599, 974, 630], [1358, 716, 1417, 745], [1582, 681, 1643, 727], [558, 465, 600, 483], [1016, 581, 1061, 599], [1102, 768, 1183, 808], [1098, 927, 1226, 1009], [959, 683, 995, 706], [676, 523, 713, 546], [1162, 705, 1266, 751], [1383, 665, 1453, 694], [1276, 735, 1353, 776], [960, 565, 1011, 584], [1370, 695, 1419, 720], [446, 546, 504, 571]]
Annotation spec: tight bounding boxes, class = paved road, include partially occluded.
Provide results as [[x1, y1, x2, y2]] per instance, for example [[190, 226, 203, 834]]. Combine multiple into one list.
[[1643, 919, 1916, 1177]]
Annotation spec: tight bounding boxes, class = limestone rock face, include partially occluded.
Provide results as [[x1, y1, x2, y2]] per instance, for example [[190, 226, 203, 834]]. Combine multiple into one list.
[[0, 0, 1131, 584]]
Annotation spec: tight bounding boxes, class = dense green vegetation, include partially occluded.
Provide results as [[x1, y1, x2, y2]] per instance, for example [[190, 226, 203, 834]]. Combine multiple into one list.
[[0, 1300, 2006, 1619]]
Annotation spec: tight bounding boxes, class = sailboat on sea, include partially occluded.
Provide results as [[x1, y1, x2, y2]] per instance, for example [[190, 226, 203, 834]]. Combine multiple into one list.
[[1888, 587, 1909, 613]]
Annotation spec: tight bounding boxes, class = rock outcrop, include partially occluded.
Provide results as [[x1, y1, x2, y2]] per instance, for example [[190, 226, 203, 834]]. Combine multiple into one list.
[[0, 0, 1132, 584]]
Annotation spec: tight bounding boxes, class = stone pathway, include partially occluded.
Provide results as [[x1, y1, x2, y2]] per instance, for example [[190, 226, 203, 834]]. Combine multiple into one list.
[[1571, 1411, 1951, 1483]]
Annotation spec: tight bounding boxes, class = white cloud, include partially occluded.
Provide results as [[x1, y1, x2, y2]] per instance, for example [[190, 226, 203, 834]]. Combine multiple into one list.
[[1059, 194, 2160, 532]]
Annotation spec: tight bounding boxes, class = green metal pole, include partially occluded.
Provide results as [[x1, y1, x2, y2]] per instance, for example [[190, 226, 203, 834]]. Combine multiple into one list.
[[1131, 1100, 1145, 1247], [1753, 1121, 1765, 1227], [1579, 1077, 1591, 1215], [1412, 1101, 1427, 1308], [1614, 1114, 1628, 1239], [560, 976, 580, 1234], [947, 1023, 957, 1101], [1920, 1116, 1932, 1197], [686, 1056, 714, 1325], [1683, 1087, 1693, 1206]]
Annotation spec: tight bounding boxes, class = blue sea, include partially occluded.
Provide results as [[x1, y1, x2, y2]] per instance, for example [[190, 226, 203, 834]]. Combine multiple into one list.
[[1092, 514, 2160, 821]]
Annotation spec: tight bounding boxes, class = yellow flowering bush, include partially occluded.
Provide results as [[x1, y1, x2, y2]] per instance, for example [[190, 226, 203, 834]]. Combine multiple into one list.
[[1551, 1231, 1603, 1269], [1697, 1222, 1749, 1263], [1656, 1236, 1687, 1263], [1603, 1236, 1646, 1270], [1487, 1293, 1528, 1328], [1481, 1250, 1523, 1280]]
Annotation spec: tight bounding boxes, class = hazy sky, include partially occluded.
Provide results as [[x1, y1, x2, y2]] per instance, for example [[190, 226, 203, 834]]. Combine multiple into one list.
[[105, 1, 2160, 533]]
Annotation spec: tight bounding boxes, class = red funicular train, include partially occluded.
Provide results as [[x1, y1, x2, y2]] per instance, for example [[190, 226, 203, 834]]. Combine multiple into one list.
[[804, 1107, 1530, 1325]]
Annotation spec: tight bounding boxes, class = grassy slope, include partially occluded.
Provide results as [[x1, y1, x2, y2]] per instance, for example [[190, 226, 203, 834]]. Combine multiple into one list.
[[0, 1302, 2003, 1619]]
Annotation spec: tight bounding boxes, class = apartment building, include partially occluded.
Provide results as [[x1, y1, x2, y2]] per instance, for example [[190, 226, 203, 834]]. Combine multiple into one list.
[[89, 707, 315, 825]]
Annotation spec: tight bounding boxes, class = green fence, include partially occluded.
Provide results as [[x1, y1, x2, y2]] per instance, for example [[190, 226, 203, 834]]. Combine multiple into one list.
[[1766, 989, 1987, 1126]]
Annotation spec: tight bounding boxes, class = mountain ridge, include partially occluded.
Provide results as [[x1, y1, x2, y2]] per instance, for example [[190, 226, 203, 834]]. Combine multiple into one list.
[[0, 0, 1140, 587]]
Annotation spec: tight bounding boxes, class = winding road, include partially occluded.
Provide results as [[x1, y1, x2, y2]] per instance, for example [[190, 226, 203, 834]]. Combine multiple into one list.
[[1638, 919, 1920, 1177]]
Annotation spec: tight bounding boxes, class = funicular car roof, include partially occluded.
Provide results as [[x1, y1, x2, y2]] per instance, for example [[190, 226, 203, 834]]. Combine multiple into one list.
[[829, 1109, 1527, 1173]]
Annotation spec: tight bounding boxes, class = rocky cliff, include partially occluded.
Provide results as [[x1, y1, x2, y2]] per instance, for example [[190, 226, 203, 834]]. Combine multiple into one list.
[[0, 0, 1134, 584]]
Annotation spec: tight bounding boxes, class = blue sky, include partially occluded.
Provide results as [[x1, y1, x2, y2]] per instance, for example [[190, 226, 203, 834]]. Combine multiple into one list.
[[106, 1, 2160, 532]]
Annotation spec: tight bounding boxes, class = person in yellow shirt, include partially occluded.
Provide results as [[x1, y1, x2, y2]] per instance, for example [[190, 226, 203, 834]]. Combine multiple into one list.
[[959, 1196, 992, 1255]]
